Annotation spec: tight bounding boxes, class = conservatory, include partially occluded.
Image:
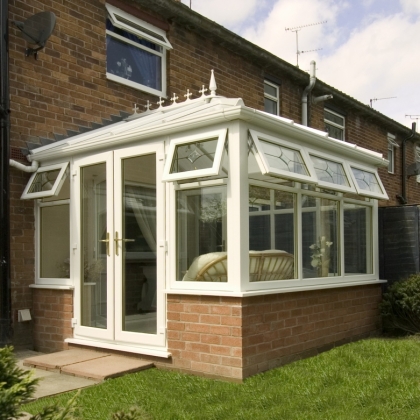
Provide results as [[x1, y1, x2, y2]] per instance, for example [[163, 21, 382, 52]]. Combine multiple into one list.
[[21, 77, 388, 379]]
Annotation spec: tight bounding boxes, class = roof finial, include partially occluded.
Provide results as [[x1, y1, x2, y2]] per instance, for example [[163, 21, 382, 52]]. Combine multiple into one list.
[[157, 97, 165, 108], [170, 93, 179, 105], [209, 69, 217, 96], [199, 85, 208, 98], [144, 100, 152, 112], [132, 104, 139, 114], [184, 89, 192, 101]]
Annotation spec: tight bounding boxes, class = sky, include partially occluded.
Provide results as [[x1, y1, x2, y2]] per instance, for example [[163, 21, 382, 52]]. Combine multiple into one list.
[[180, 0, 420, 130]]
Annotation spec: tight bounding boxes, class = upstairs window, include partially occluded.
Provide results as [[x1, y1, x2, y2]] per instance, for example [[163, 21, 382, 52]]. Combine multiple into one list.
[[387, 133, 398, 174], [325, 109, 345, 141], [264, 81, 280, 115], [416, 146, 420, 183], [105, 4, 172, 97]]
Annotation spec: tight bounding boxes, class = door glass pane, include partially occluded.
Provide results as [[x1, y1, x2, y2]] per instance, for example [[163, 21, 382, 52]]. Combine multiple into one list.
[[81, 164, 107, 328], [122, 154, 157, 334], [302, 196, 339, 278]]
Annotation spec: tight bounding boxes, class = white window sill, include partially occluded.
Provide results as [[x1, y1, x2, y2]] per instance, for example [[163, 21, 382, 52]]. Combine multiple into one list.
[[165, 278, 386, 297], [29, 284, 74, 290]]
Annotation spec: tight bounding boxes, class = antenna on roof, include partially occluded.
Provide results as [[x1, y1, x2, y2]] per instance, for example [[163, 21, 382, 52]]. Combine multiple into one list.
[[285, 20, 326, 68], [369, 97, 397, 108]]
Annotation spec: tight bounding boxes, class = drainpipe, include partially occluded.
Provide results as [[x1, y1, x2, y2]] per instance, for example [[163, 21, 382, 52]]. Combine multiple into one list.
[[9, 159, 39, 172], [301, 60, 316, 126], [396, 122, 417, 205], [0, 0, 12, 346]]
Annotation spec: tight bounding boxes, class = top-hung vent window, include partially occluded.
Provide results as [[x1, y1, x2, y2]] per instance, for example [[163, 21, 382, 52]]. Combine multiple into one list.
[[105, 4, 172, 97]]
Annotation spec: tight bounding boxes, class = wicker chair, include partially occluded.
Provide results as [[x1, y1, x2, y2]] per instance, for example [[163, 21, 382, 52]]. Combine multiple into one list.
[[182, 250, 294, 282]]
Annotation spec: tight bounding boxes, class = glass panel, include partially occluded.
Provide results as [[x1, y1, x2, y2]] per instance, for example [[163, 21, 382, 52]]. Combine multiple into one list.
[[249, 186, 271, 212], [302, 196, 339, 278], [325, 110, 344, 126], [170, 138, 218, 174], [122, 154, 157, 334], [264, 82, 277, 97], [177, 186, 227, 282], [249, 215, 270, 250], [274, 190, 295, 255], [310, 155, 350, 186], [40, 204, 70, 278], [344, 203, 372, 275], [41, 176, 70, 202], [28, 169, 60, 194], [351, 167, 384, 194], [264, 97, 278, 115], [325, 123, 344, 140], [81, 164, 107, 329], [260, 140, 309, 175], [106, 32, 162, 91]]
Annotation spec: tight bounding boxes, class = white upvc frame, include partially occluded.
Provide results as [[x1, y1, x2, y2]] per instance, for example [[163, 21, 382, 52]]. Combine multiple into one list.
[[264, 80, 280, 116], [308, 151, 357, 194], [324, 108, 345, 141], [349, 163, 389, 200], [105, 3, 172, 97], [21, 162, 69, 200], [387, 133, 398, 174], [162, 129, 227, 182], [249, 129, 317, 184]]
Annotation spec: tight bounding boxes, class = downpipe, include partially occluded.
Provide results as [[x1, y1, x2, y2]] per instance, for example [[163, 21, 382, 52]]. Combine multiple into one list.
[[9, 159, 39, 172]]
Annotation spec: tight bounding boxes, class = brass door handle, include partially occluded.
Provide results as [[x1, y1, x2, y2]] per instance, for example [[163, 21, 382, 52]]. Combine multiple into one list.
[[114, 232, 134, 256], [100, 232, 110, 256]]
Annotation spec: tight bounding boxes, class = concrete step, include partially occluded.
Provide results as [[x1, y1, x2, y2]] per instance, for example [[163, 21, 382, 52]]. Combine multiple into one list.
[[23, 349, 154, 381]]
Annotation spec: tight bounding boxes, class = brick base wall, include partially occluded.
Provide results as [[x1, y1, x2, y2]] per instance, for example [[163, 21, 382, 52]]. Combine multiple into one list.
[[167, 284, 382, 381], [32, 289, 73, 353]]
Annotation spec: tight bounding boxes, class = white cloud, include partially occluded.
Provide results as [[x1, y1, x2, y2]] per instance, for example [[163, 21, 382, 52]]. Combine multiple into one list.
[[400, 0, 420, 15]]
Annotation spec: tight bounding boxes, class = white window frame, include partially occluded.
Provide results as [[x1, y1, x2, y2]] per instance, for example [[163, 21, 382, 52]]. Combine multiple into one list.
[[264, 80, 280, 116], [105, 4, 172, 97], [308, 151, 357, 194], [387, 133, 398, 174], [21, 162, 69, 200], [162, 129, 227, 182], [349, 163, 389, 200], [324, 108, 345, 141], [416, 145, 420, 183], [249, 129, 317, 184]]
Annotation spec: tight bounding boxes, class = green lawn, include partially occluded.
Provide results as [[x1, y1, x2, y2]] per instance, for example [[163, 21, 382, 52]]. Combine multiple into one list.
[[24, 337, 420, 419]]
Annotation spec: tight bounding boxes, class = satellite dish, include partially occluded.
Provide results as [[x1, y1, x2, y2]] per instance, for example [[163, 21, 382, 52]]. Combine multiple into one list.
[[13, 11, 56, 59]]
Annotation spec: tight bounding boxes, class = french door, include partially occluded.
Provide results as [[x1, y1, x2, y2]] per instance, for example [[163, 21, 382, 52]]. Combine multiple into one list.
[[73, 143, 166, 347]]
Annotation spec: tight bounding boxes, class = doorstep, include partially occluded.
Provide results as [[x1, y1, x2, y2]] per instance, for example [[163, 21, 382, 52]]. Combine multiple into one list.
[[23, 348, 154, 381]]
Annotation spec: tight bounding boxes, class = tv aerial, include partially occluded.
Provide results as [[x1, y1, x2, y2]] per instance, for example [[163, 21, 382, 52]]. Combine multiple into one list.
[[13, 11, 56, 59], [285, 20, 326, 68], [369, 96, 396, 108]]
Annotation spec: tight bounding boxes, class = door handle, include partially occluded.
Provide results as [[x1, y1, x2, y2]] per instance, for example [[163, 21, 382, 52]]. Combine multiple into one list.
[[100, 232, 110, 256], [114, 231, 135, 256]]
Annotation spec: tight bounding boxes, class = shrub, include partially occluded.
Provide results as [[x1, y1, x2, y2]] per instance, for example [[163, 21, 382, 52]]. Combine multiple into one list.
[[380, 273, 420, 334]]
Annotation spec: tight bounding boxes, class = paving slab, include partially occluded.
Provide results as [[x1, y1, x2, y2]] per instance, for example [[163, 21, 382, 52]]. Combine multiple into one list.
[[61, 355, 154, 380], [23, 349, 110, 371]]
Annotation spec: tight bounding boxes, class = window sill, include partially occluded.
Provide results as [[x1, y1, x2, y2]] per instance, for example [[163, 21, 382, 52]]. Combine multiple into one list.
[[29, 284, 74, 290], [165, 278, 386, 297]]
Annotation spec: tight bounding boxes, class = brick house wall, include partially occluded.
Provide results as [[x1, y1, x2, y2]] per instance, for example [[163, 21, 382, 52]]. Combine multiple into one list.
[[166, 285, 382, 380], [5, 0, 415, 362]]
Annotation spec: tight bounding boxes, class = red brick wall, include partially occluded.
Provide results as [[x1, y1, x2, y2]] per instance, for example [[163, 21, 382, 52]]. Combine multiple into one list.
[[31, 289, 73, 353], [167, 284, 382, 380]]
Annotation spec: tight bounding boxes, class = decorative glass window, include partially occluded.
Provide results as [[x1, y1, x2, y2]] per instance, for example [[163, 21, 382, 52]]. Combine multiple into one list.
[[324, 109, 345, 141], [387, 133, 398, 174], [176, 186, 227, 282], [349, 165, 389, 200], [249, 130, 316, 184], [264, 80, 280, 115], [163, 129, 227, 182], [309, 154, 356, 193], [21, 162, 69, 200], [105, 4, 172, 96]]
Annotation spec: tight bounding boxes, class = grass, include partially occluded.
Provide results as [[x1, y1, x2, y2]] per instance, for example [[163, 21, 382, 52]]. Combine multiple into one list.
[[24, 337, 420, 419]]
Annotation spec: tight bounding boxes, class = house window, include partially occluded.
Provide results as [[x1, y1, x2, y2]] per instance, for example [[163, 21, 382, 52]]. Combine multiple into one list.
[[264, 81, 280, 115], [350, 165, 389, 200], [416, 146, 420, 183], [21, 162, 69, 200], [105, 4, 172, 97], [324, 109, 345, 141], [387, 133, 398, 174]]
